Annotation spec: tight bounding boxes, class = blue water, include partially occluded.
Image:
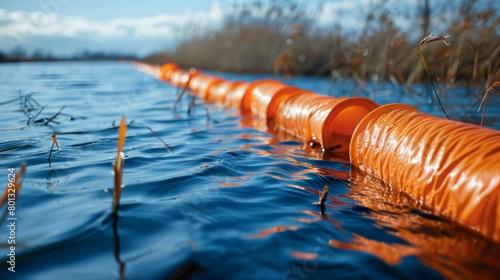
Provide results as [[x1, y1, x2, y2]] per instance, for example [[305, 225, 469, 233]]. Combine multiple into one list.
[[0, 61, 499, 280]]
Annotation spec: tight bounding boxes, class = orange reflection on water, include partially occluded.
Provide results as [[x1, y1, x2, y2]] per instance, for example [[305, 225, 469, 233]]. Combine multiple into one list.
[[229, 119, 500, 278], [249, 225, 299, 238], [238, 114, 351, 162], [336, 168, 500, 279], [284, 160, 500, 278], [329, 234, 419, 265], [215, 181, 245, 187], [291, 251, 317, 260], [298, 210, 343, 230], [238, 116, 268, 131], [214, 175, 251, 188], [268, 168, 312, 181]]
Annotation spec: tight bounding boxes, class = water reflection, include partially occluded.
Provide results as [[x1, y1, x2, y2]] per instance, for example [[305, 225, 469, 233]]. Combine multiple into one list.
[[249, 225, 299, 238], [291, 251, 318, 260], [1, 62, 499, 279], [333, 168, 500, 279], [113, 215, 126, 280], [232, 127, 500, 278]]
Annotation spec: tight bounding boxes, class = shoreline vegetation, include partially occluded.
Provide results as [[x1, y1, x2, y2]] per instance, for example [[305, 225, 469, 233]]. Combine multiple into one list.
[[0, 50, 137, 63], [143, 0, 498, 87], [142, 0, 499, 127]]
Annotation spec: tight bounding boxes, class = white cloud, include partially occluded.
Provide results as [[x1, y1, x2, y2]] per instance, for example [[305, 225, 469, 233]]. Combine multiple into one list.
[[315, 1, 367, 32], [0, 1, 422, 56], [0, 3, 227, 56], [0, 4, 225, 46]]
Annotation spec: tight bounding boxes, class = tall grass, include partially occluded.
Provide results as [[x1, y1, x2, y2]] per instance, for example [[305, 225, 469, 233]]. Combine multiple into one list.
[[145, 0, 499, 84], [419, 33, 451, 119], [112, 116, 127, 218], [48, 133, 60, 167], [145, 0, 499, 125], [112, 116, 127, 280], [479, 82, 500, 126]]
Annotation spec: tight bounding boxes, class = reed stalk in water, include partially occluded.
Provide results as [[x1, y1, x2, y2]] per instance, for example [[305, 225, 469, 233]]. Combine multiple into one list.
[[112, 116, 127, 218], [419, 32, 451, 119], [478, 82, 500, 126], [319, 185, 329, 215], [111, 117, 127, 280], [48, 133, 60, 167], [44, 105, 66, 125]]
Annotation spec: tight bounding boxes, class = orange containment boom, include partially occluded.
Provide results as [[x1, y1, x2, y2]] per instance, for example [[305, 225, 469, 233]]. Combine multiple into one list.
[[240, 79, 290, 117], [189, 74, 224, 100], [159, 63, 179, 82], [132, 61, 160, 77], [226, 78, 378, 150], [170, 68, 200, 89], [273, 91, 378, 150], [350, 104, 500, 242], [207, 80, 247, 105], [132, 61, 500, 243]]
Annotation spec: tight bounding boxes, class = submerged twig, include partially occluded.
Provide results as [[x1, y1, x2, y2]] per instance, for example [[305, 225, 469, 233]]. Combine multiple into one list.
[[51, 133, 60, 152], [48, 133, 60, 167], [319, 185, 329, 215], [0, 96, 23, 106], [187, 95, 196, 116], [138, 124, 172, 153], [111, 117, 127, 279], [22, 95, 33, 112], [113, 213, 126, 280], [173, 88, 188, 111], [27, 105, 46, 125], [20, 93, 43, 114], [47, 141, 55, 167], [26, 93, 42, 108], [205, 108, 211, 124], [48, 143, 55, 167], [419, 32, 451, 119], [59, 112, 87, 121], [43, 105, 66, 125]]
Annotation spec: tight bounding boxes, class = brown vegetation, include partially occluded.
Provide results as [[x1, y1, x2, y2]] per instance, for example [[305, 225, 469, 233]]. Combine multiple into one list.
[[145, 0, 499, 87]]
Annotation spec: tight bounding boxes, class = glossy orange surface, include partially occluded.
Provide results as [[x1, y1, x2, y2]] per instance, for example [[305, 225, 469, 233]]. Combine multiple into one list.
[[274, 92, 330, 142], [159, 63, 179, 82], [225, 82, 251, 108], [240, 79, 287, 116], [138, 62, 500, 245], [188, 74, 224, 99], [207, 80, 246, 105], [309, 97, 378, 150], [250, 83, 302, 120], [170, 68, 200, 88], [266, 88, 305, 119], [350, 104, 500, 242], [274, 92, 376, 150]]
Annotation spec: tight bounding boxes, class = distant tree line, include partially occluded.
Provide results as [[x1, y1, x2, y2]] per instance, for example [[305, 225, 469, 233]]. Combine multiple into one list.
[[0, 48, 137, 63], [145, 0, 499, 86]]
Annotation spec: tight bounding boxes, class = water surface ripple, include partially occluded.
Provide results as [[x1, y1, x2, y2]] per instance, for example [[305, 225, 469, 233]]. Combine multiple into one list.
[[0, 62, 499, 280]]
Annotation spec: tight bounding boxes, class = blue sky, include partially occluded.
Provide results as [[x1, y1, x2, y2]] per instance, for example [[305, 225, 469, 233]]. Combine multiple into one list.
[[0, 0, 235, 56], [0, 0, 441, 57], [0, 0, 216, 21]]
